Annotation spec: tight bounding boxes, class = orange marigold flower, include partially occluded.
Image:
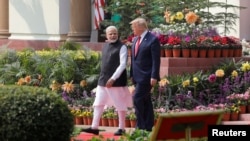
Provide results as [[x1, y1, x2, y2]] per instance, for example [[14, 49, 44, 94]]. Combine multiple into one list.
[[62, 80, 74, 93], [17, 78, 26, 85], [24, 75, 31, 83], [50, 83, 61, 91], [185, 11, 198, 24], [80, 80, 87, 87]]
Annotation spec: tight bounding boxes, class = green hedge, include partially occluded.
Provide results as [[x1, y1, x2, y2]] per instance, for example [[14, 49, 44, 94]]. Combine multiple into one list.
[[0, 85, 74, 141]]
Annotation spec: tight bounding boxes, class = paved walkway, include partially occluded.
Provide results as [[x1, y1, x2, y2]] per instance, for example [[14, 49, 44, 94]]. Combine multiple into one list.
[[75, 125, 135, 133], [73, 125, 136, 140]]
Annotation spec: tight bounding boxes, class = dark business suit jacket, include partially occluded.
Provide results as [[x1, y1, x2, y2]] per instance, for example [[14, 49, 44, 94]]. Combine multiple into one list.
[[130, 31, 161, 84]]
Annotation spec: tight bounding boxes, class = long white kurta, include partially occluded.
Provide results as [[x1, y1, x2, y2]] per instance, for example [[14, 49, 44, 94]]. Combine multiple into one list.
[[93, 45, 133, 111]]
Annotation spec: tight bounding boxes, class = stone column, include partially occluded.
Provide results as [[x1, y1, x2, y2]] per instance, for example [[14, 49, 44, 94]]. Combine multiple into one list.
[[67, 0, 91, 42], [0, 0, 10, 38]]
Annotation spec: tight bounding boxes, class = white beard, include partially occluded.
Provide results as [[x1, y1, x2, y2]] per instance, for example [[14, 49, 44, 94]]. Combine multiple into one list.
[[106, 39, 117, 43]]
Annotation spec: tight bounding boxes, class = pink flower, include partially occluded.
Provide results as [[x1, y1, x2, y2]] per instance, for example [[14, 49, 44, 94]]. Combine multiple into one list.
[[208, 74, 216, 83]]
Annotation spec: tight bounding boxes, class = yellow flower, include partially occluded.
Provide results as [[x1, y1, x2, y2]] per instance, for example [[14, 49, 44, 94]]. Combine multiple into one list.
[[159, 78, 169, 87], [170, 15, 175, 23], [80, 80, 87, 87], [215, 69, 225, 78], [241, 61, 250, 72], [185, 11, 198, 24], [182, 80, 190, 88], [175, 12, 184, 20], [193, 77, 199, 83], [62, 80, 74, 93], [231, 70, 238, 78]]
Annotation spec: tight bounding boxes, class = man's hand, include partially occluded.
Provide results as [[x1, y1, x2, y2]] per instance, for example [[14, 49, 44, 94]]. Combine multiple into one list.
[[150, 78, 157, 87], [106, 79, 115, 88]]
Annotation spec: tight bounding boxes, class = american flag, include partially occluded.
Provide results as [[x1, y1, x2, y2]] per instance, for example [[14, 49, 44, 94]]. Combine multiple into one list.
[[94, 0, 105, 30]]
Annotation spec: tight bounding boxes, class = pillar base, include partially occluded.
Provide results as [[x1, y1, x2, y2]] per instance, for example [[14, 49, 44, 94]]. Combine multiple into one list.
[[67, 32, 91, 42], [0, 30, 10, 39]]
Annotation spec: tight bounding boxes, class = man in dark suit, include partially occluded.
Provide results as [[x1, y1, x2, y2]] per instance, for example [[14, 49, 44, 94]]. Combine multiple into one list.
[[129, 17, 161, 131]]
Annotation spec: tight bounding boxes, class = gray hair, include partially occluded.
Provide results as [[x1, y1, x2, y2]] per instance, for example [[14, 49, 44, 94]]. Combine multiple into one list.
[[105, 26, 118, 33]]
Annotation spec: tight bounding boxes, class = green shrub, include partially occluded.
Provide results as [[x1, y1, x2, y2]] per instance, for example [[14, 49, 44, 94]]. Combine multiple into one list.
[[0, 85, 74, 141]]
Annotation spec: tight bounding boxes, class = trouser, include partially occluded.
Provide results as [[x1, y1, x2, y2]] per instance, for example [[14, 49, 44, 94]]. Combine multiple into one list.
[[133, 83, 154, 131]]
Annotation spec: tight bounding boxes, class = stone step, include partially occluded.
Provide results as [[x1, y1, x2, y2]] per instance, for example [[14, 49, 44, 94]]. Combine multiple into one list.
[[221, 121, 250, 125], [239, 113, 250, 121], [221, 113, 250, 125]]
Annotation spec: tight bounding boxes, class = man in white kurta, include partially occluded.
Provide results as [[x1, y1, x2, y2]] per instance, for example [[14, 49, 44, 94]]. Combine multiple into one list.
[[82, 26, 133, 136]]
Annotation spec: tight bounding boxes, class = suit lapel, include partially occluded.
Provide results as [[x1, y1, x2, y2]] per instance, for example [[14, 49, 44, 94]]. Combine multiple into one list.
[[133, 31, 150, 57]]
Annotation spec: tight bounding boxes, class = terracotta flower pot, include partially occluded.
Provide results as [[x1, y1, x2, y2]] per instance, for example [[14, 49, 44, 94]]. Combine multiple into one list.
[[101, 118, 109, 126], [230, 112, 239, 121], [130, 119, 136, 128], [222, 113, 230, 121], [165, 49, 173, 57], [125, 119, 131, 127], [172, 48, 181, 57], [182, 48, 190, 57], [190, 49, 199, 58], [239, 105, 246, 114]]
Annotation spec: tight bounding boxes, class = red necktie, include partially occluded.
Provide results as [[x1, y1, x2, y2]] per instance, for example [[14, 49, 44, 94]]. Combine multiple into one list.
[[135, 36, 141, 55]]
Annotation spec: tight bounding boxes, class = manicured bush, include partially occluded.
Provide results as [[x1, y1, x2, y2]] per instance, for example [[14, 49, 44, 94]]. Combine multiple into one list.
[[0, 85, 74, 141]]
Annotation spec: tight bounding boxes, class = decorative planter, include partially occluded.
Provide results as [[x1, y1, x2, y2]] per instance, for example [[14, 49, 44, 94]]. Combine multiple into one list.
[[130, 119, 136, 128], [160, 49, 165, 57], [108, 118, 114, 127], [172, 48, 181, 57], [239, 105, 246, 114], [125, 119, 131, 127], [101, 118, 109, 126], [165, 49, 173, 57], [83, 117, 88, 125], [113, 118, 119, 127], [190, 49, 199, 58], [207, 49, 215, 58], [182, 48, 190, 57], [230, 112, 239, 121], [221, 49, 229, 57], [222, 113, 230, 121], [215, 49, 221, 57], [228, 49, 234, 57], [199, 49, 207, 58], [75, 116, 83, 125], [87, 117, 93, 125]]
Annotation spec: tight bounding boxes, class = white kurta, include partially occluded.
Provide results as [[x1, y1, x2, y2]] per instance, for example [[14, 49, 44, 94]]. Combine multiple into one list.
[[93, 45, 133, 111], [93, 86, 133, 111]]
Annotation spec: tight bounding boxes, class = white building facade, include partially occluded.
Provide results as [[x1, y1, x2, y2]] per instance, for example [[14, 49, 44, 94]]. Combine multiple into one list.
[[0, 0, 249, 43]]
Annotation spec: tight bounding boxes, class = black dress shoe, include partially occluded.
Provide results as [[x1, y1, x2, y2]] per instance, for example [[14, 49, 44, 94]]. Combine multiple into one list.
[[114, 129, 125, 136], [81, 127, 99, 135]]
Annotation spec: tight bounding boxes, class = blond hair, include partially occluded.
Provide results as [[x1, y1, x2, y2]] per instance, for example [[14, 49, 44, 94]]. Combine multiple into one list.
[[130, 17, 148, 29]]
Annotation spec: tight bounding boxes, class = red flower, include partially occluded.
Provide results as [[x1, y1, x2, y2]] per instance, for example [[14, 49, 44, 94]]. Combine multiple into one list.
[[167, 36, 181, 45], [158, 34, 168, 45], [220, 37, 228, 45], [127, 34, 135, 42], [212, 36, 221, 43]]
